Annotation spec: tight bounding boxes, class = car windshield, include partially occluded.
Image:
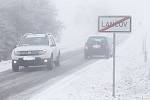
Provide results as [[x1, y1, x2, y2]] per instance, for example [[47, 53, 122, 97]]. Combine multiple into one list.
[[87, 36, 106, 44], [19, 36, 49, 46]]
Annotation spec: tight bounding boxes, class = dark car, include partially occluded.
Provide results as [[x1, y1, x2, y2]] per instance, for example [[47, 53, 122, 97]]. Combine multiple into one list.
[[84, 36, 112, 59]]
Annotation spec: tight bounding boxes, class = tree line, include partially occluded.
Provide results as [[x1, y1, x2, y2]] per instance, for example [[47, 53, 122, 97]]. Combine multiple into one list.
[[0, 0, 62, 60]]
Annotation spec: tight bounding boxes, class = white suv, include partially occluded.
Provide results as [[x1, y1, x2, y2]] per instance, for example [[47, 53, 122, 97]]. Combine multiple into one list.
[[11, 33, 60, 72]]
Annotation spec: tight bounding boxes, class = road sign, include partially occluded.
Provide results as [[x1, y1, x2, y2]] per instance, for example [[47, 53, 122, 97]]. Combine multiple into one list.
[[98, 16, 131, 32], [98, 16, 132, 98]]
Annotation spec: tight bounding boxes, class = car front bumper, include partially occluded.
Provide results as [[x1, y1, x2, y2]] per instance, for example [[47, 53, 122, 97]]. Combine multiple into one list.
[[12, 57, 50, 66]]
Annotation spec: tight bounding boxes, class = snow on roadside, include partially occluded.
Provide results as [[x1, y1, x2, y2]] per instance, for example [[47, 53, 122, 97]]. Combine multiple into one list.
[[30, 31, 150, 100], [0, 60, 11, 72], [115, 32, 150, 99], [30, 59, 114, 100], [30, 57, 150, 100]]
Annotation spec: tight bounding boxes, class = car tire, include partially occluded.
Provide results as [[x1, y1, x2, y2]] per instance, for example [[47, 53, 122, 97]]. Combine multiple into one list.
[[55, 52, 60, 66], [89, 54, 93, 59], [12, 62, 19, 72], [84, 53, 88, 59], [84, 51, 89, 59], [105, 51, 110, 59], [47, 57, 54, 71], [105, 55, 109, 59]]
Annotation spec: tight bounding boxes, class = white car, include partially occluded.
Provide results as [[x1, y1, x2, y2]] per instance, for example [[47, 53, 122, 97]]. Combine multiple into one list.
[[11, 33, 60, 72]]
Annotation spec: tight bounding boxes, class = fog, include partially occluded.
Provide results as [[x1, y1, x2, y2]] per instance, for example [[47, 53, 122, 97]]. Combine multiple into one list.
[[1, 0, 150, 100], [52, 0, 149, 44]]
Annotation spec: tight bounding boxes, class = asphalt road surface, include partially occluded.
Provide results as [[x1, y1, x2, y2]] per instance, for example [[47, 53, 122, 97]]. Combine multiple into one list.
[[0, 49, 98, 100]]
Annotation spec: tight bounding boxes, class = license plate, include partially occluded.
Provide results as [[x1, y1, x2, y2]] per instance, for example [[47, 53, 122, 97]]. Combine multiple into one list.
[[93, 45, 101, 48], [23, 56, 35, 60]]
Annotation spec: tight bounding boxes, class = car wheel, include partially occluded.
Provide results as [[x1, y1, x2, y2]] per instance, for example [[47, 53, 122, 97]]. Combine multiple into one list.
[[105, 51, 110, 59], [105, 55, 109, 59], [84, 53, 88, 59], [55, 52, 60, 66], [89, 54, 93, 59], [12, 62, 19, 72], [47, 57, 54, 71], [84, 51, 89, 59]]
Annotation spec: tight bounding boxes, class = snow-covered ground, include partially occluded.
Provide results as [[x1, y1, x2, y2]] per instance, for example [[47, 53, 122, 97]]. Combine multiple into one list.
[[30, 30, 150, 100], [0, 60, 11, 72], [0, 0, 150, 99]]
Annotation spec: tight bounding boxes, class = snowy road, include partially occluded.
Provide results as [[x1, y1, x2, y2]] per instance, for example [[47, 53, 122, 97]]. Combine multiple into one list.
[[0, 49, 98, 100]]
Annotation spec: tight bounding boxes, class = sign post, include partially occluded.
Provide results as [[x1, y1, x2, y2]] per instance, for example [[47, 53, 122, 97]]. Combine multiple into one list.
[[113, 32, 116, 97], [98, 16, 131, 97]]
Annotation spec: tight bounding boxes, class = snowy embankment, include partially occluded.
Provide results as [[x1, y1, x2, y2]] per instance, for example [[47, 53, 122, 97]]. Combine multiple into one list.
[[0, 60, 11, 72], [30, 32, 150, 100]]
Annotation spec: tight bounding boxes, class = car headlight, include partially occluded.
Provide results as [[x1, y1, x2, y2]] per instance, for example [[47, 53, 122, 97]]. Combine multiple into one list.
[[38, 50, 47, 55]]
